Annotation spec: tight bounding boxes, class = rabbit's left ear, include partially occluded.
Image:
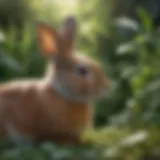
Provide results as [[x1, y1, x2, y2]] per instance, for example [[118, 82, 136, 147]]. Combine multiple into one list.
[[61, 16, 77, 52], [37, 22, 58, 57]]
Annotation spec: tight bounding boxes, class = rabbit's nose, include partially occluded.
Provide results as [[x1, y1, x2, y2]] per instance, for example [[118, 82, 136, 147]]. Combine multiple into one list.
[[101, 88, 108, 96], [101, 79, 110, 95], [104, 79, 109, 89]]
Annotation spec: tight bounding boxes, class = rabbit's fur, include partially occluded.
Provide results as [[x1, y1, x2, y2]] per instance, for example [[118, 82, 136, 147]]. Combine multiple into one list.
[[0, 17, 108, 145]]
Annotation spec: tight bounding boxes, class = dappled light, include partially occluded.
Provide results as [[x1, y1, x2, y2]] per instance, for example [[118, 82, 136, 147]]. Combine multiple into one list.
[[0, 0, 160, 159]]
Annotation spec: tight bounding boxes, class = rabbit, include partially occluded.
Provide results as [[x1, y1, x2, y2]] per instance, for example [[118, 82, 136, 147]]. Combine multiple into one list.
[[0, 16, 109, 145]]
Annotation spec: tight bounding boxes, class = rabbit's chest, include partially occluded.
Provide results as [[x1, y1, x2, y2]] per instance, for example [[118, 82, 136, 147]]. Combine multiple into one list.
[[55, 104, 93, 134], [37, 103, 93, 137]]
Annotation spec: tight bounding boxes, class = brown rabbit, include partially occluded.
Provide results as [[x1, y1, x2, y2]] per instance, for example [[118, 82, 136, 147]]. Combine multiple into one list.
[[0, 16, 108, 145]]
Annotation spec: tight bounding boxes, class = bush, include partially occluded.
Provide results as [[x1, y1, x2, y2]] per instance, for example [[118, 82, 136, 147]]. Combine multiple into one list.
[[0, 0, 33, 29], [1, 0, 160, 159]]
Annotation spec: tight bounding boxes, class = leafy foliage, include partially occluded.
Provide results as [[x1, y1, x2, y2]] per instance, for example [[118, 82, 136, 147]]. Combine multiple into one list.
[[0, 0, 160, 159]]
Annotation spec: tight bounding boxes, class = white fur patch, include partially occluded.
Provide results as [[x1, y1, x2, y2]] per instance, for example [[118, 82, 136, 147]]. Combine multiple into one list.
[[52, 78, 91, 103]]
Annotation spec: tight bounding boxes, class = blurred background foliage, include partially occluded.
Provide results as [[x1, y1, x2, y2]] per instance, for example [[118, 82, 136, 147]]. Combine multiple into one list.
[[0, 0, 160, 159]]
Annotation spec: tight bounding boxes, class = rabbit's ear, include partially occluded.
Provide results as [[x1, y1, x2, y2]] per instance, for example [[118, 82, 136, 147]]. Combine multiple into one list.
[[37, 22, 58, 57], [61, 16, 77, 52]]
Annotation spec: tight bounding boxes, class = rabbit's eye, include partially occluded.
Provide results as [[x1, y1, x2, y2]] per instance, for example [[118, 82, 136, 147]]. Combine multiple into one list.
[[75, 65, 88, 77]]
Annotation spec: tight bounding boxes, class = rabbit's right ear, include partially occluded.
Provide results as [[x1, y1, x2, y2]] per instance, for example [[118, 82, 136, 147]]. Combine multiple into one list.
[[37, 22, 58, 57], [61, 16, 77, 53]]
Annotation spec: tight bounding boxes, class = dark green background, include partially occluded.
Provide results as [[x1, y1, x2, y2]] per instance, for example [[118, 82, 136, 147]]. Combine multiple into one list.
[[0, 0, 160, 159]]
